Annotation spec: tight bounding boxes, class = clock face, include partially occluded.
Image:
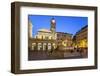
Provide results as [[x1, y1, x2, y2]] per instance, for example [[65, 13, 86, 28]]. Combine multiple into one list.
[[52, 19, 56, 23]]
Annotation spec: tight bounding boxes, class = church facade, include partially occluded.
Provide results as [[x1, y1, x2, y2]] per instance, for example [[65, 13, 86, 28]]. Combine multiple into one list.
[[28, 18, 73, 51]]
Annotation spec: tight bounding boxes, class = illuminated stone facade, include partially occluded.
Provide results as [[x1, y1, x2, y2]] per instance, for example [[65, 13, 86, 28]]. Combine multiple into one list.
[[57, 32, 73, 50], [73, 25, 88, 48], [28, 18, 73, 51], [28, 20, 33, 38]]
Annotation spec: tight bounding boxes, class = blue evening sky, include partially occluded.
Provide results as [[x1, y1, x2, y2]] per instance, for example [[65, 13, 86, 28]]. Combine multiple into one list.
[[28, 15, 88, 36]]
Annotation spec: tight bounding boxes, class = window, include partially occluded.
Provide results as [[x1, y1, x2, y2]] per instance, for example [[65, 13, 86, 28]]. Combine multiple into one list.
[[48, 43, 51, 51], [32, 43, 36, 50], [38, 43, 42, 51]]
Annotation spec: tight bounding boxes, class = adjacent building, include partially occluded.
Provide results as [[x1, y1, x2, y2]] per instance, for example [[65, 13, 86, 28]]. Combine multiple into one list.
[[57, 32, 73, 50], [73, 25, 88, 49]]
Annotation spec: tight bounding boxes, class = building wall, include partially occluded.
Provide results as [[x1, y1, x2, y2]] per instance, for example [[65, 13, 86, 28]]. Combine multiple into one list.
[[57, 32, 73, 47], [29, 32, 73, 51], [28, 20, 33, 38], [73, 25, 88, 48], [35, 31, 52, 39], [29, 38, 57, 51], [35, 31, 57, 40]]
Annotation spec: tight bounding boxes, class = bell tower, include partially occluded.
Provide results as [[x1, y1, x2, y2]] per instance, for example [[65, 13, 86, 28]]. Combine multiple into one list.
[[50, 18, 56, 33], [50, 18, 56, 39]]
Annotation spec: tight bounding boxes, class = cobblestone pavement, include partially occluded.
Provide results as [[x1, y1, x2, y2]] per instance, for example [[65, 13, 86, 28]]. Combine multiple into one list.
[[28, 50, 87, 60]]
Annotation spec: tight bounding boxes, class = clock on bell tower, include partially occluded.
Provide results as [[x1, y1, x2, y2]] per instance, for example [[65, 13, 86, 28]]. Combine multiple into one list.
[[50, 18, 56, 33]]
